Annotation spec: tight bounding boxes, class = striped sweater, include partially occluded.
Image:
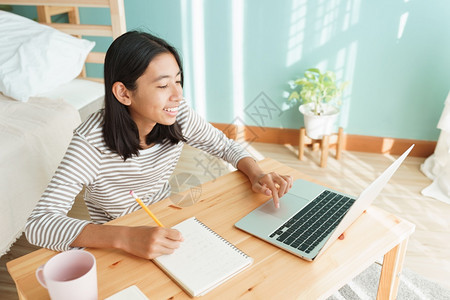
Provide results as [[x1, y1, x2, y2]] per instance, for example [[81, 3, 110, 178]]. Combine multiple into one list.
[[25, 100, 250, 251]]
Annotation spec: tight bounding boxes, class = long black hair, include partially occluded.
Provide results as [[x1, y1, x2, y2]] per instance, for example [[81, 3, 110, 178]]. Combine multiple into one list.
[[103, 31, 186, 161]]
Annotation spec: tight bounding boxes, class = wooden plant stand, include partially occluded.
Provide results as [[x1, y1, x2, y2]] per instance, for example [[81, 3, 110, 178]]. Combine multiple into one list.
[[298, 127, 344, 168]]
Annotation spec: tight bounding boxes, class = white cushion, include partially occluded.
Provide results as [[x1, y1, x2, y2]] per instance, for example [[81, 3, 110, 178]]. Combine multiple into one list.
[[37, 78, 105, 121], [37, 78, 104, 110], [0, 11, 95, 102]]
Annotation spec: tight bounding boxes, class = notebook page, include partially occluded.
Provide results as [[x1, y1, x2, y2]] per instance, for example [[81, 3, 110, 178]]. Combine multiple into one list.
[[105, 285, 148, 300], [154, 217, 253, 297]]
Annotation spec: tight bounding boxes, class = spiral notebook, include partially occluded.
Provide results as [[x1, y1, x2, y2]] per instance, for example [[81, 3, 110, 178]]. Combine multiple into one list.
[[153, 217, 253, 297]]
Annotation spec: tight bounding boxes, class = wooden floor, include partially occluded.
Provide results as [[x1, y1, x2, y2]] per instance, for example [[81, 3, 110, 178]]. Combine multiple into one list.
[[1, 142, 449, 299]]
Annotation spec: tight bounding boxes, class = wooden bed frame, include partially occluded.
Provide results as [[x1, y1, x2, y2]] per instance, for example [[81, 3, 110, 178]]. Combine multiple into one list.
[[1, 0, 126, 81]]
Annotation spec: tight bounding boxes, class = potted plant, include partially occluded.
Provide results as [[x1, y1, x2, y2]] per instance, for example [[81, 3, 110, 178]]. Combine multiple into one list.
[[286, 68, 349, 139]]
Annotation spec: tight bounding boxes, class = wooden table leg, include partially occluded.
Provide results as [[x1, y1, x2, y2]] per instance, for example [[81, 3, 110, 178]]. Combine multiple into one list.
[[320, 135, 329, 168], [376, 238, 409, 300], [299, 127, 306, 160], [312, 140, 320, 151]]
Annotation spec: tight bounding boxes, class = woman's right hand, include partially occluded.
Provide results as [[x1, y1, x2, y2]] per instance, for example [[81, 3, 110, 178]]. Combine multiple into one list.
[[119, 226, 184, 259], [71, 223, 183, 260]]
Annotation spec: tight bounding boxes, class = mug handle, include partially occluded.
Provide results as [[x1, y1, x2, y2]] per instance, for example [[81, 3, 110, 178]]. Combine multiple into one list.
[[35, 265, 47, 288]]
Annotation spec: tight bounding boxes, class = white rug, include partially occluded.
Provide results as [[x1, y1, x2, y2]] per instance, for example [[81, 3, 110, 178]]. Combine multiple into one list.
[[328, 263, 450, 300]]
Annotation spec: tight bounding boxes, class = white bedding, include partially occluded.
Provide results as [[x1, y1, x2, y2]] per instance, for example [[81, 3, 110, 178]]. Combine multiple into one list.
[[0, 6, 109, 257], [0, 93, 81, 255]]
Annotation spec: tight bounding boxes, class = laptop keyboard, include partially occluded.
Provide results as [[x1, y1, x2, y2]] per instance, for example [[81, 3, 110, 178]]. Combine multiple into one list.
[[269, 190, 355, 254]]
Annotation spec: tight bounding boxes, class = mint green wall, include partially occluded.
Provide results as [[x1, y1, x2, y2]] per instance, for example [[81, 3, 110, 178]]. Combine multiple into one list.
[[12, 0, 450, 141]]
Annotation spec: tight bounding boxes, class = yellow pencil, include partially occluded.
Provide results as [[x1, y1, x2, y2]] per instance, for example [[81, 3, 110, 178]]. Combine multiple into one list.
[[130, 191, 165, 227]]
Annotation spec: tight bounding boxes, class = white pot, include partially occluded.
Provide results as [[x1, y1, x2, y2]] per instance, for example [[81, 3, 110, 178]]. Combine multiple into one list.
[[299, 103, 339, 139]]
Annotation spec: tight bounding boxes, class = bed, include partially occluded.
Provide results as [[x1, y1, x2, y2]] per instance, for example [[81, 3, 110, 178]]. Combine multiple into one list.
[[0, 0, 126, 255]]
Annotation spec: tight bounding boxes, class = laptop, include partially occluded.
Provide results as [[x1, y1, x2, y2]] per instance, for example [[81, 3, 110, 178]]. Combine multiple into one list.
[[235, 145, 414, 261]]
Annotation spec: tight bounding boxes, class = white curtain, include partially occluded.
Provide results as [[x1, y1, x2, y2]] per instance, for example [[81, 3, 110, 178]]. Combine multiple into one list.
[[421, 91, 450, 204]]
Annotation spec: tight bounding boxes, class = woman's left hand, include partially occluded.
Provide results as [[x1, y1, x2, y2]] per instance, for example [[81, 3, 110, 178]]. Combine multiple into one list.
[[251, 172, 293, 208]]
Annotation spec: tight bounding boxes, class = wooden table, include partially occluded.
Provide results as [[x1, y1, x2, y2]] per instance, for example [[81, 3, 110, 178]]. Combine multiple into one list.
[[7, 158, 415, 299]]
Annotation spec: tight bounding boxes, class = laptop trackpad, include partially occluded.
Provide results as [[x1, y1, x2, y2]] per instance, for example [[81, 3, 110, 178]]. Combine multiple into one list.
[[259, 193, 309, 220]]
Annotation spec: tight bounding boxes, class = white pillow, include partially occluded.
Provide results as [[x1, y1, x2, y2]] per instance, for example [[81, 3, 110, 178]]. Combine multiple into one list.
[[0, 11, 95, 102]]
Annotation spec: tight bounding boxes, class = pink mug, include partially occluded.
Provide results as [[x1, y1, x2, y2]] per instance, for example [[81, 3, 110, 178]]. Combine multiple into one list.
[[36, 249, 98, 300]]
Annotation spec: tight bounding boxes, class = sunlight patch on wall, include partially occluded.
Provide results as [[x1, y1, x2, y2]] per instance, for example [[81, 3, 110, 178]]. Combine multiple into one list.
[[232, 0, 244, 119], [316, 0, 340, 47], [180, 0, 193, 106], [335, 48, 346, 78], [316, 60, 329, 73], [338, 41, 358, 129], [286, 0, 307, 67], [191, 0, 206, 117], [342, 0, 361, 31], [397, 12, 409, 40]]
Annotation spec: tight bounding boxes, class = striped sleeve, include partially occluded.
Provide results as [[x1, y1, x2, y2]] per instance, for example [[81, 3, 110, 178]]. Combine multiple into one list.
[[180, 103, 252, 168], [25, 134, 100, 251]]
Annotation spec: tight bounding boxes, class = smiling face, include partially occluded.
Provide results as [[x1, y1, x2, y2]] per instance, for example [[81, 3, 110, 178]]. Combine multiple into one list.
[[126, 52, 183, 136]]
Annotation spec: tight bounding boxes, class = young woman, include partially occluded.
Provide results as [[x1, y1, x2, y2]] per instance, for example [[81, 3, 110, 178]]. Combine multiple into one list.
[[25, 31, 293, 259]]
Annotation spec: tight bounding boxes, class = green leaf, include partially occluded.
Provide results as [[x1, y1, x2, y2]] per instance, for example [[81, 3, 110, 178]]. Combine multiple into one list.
[[304, 72, 316, 80], [294, 78, 309, 85], [287, 68, 350, 111], [306, 68, 321, 75], [288, 91, 300, 101]]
